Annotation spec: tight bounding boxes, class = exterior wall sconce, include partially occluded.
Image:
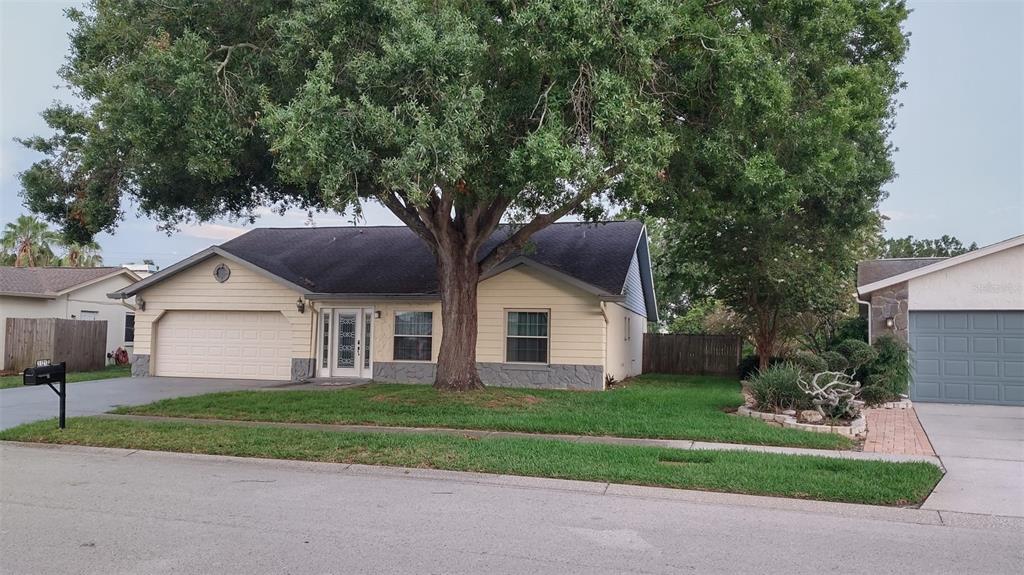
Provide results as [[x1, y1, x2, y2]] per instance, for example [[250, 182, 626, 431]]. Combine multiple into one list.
[[374, 310, 382, 319], [885, 316, 895, 328], [136, 296, 146, 312], [296, 298, 305, 314]]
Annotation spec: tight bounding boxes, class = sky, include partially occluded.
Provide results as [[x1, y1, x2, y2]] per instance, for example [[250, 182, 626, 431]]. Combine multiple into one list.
[[1, 0, 1022, 269]]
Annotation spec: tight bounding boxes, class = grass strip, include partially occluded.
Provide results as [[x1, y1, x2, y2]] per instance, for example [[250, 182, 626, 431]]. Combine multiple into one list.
[[115, 375, 853, 449], [0, 417, 940, 506], [0, 364, 130, 390]]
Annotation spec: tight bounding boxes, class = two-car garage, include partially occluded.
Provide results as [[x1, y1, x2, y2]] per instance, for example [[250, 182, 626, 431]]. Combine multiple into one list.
[[858, 235, 1024, 406]]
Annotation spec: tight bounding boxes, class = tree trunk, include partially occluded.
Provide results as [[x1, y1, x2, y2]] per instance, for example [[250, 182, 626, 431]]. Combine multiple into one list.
[[753, 312, 778, 372], [433, 251, 485, 391]]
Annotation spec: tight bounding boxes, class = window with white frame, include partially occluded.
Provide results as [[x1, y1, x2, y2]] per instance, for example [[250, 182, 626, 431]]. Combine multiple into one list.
[[506, 310, 549, 363], [394, 311, 432, 361], [79, 310, 98, 320]]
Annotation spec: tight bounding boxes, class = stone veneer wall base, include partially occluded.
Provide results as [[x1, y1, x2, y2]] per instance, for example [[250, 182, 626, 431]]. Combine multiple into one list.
[[130, 354, 150, 377], [373, 362, 604, 391], [291, 358, 316, 381]]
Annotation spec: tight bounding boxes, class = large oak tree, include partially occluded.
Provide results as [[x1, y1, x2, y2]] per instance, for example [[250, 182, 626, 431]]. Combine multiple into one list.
[[21, 0, 684, 390]]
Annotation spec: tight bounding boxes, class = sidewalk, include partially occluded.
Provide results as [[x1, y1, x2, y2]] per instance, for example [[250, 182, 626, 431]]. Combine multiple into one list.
[[98, 413, 943, 465]]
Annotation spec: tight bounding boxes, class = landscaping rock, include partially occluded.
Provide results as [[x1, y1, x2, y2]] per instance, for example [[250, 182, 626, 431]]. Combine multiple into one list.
[[800, 410, 824, 424]]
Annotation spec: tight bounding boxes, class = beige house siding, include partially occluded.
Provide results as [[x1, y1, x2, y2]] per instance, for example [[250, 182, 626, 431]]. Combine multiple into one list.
[[0, 274, 136, 366], [131, 255, 313, 367], [313, 265, 608, 368], [129, 257, 647, 387], [477, 266, 606, 367], [307, 300, 443, 365], [605, 302, 647, 381]]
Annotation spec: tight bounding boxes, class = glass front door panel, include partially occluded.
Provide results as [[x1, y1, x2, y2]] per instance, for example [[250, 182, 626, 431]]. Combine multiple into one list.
[[337, 313, 357, 369]]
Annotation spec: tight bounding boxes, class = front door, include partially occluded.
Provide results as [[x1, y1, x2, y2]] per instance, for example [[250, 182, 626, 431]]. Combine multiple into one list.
[[319, 308, 373, 378]]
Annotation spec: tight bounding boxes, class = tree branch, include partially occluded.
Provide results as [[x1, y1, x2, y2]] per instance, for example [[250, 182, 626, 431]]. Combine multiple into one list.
[[377, 191, 436, 250], [477, 178, 608, 274]]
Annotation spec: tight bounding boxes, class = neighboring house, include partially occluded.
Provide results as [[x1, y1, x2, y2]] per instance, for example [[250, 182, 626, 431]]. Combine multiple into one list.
[[122, 262, 160, 278], [109, 221, 658, 390], [857, 234, 1024, 405], [0, 267, 142, 368]]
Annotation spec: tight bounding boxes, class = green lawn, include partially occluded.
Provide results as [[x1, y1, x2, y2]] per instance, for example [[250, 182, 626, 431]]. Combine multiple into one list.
[[116, 374, 853, 449], [0, 364, 130, 390], [0, 417, 941, 506]]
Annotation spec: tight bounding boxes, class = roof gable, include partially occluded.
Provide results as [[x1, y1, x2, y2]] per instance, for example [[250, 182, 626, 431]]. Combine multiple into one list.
[[858, 234, 1024, 296]]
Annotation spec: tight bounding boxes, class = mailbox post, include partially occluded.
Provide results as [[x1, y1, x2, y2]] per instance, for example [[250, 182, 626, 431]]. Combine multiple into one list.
[[23, 362, 68, 429]]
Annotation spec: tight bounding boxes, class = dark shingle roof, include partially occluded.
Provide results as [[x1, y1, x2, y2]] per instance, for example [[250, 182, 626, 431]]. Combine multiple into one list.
[[857, 258, 947, 288], [0, 267, 127, 297], [217, 221, 644, 295]]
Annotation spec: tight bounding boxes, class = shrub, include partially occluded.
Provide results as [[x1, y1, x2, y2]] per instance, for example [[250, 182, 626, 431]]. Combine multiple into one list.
[[835, 339, 878, 372], [738, 355, 785, 381], [834, 316, 868, 344], [819, 350, 848, 372], [748, 363, 813, 411], [791, 350, 828, 375], [860, 335, 911, 406]]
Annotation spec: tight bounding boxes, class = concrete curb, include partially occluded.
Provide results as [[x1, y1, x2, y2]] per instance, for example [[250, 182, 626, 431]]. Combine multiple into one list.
[[95, 413, 943, 466], [2, 441, 1016, 530]]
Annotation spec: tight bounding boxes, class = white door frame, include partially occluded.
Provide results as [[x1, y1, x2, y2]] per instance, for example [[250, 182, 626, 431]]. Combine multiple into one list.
[[318, 307, 374, 378]]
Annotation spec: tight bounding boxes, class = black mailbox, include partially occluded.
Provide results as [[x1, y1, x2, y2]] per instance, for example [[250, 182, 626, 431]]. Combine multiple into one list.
[[23, 361, 68, 429], [24, 362, 67, 386]]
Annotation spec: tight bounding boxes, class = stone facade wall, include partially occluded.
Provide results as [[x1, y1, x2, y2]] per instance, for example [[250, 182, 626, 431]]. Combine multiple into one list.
[[130, 354, 150, 377], [290, 358, 316, 381], [373, 362, 605, 391], [868, 281, 909, 344]]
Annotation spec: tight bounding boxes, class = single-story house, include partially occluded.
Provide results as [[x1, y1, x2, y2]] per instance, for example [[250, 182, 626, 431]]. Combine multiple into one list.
[[857, 234, 1024, 405], [109, 221, 658, 390], [0, 266, 141, 369]]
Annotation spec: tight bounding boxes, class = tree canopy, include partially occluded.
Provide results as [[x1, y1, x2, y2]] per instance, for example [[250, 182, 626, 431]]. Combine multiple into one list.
[[20, 0, 693, 389], [18, 0, 910, 384], [647, 0, 908, 365], [880, 235, 978, 258]]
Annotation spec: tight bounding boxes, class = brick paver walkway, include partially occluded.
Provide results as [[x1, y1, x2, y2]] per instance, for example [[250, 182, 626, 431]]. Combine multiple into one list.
[[863, 407, 935, 456]]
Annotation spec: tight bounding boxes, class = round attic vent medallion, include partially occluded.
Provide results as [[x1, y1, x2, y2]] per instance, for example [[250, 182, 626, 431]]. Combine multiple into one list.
[[213, 263, 231, 283]]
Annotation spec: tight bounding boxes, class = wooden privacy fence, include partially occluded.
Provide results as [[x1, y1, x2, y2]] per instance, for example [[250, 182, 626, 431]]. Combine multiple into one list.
[[642, 333, 742, 376], [4, 318, 107, 372]]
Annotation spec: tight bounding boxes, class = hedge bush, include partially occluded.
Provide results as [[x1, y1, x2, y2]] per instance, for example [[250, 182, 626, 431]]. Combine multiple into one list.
[[819, 350, 848, 372], [861, 335, 911, 406], [835, 339, 878, 372]]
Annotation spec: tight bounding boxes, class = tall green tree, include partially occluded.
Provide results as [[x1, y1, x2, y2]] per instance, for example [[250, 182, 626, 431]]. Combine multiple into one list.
[[880, 235, 977, 258], [1, 215, 59, 267], [19, 0, 686, 390], [649, 0, 908, 368]]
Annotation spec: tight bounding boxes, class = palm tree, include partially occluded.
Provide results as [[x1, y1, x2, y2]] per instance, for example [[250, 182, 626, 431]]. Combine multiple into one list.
[[58, 240, 104, 267], [0, 215, 58, 267]]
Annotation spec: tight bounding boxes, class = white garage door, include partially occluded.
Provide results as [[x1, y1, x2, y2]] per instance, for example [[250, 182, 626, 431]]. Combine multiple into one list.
[[155, 311, 292, 380]]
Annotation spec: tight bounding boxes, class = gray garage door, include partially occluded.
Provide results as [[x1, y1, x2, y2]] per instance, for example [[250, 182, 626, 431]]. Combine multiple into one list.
[[910, 311, 1024, 405]]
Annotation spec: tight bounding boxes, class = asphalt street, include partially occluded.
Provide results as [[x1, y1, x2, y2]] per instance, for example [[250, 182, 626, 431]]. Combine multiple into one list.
[[1, 443, 1021, 574]]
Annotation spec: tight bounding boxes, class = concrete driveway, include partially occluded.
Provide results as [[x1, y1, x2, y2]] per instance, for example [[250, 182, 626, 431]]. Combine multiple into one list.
[[0, 376, 283, 431], [917, 403, 1024, 517]]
